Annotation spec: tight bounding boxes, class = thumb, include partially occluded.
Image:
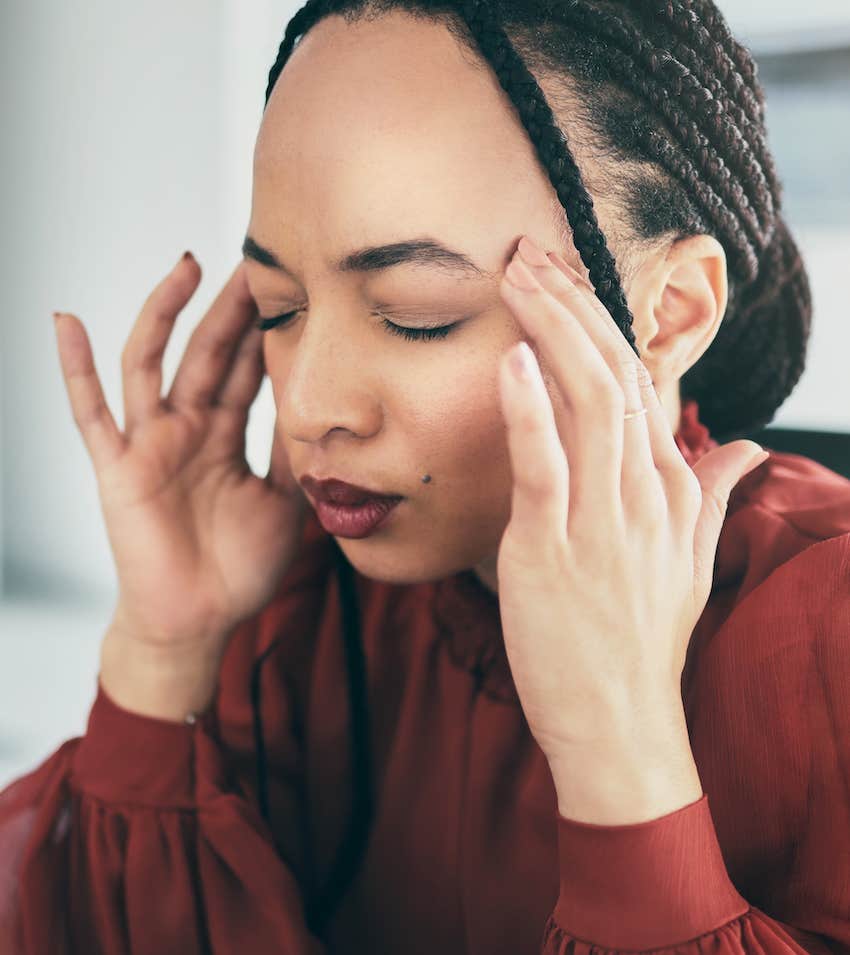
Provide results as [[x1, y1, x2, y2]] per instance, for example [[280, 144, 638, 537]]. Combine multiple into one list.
[[690, 441, 769, 595]]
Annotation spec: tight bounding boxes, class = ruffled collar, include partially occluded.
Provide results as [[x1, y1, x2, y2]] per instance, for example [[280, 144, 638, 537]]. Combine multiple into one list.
[[431, 398, 717, 705]]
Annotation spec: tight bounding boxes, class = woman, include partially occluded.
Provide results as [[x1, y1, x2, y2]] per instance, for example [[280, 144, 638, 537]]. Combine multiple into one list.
[[1, 1, 848, 952]]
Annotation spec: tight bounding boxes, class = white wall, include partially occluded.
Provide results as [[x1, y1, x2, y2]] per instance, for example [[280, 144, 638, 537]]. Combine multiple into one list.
[[722, 0, 850, 52], [0, 0, 301, 602], [0, 0, 300, 786]]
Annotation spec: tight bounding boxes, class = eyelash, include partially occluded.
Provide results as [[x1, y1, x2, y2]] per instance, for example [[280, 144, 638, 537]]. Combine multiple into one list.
[[254, 310, 456, 342]]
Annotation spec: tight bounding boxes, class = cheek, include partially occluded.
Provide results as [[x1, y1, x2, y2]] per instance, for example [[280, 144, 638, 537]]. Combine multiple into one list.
[[396, 357, 512, 497]]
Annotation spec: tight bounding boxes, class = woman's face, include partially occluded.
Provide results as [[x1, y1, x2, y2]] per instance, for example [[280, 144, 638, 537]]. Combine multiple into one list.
[[243, 11, 623, 590]]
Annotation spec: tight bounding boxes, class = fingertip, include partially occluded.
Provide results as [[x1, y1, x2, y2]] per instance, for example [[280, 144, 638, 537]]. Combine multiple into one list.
[[175, 250, 201, 279], [53, 311, 81, 333]]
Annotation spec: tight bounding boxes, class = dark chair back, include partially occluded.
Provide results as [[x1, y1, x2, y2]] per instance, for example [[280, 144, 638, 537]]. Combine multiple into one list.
[[745, 426, 850, 481]]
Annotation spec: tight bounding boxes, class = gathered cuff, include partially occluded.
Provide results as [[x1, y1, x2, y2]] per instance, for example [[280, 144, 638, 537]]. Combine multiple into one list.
[[553, 793, 750, 950], [70, 678, 222, 809]]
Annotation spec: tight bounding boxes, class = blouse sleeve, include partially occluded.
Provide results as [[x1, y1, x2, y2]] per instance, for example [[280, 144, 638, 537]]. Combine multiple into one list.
[[0, 512, 336, 955], [539, 530, 850, 955]]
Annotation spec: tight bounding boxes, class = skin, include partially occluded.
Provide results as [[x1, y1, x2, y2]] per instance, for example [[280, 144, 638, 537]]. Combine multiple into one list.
[[243, 10, 728, 594]]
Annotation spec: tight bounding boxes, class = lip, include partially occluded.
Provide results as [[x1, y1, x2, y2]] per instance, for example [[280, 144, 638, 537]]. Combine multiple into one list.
[[299, 474, 404, 506], [313, 497, 402, 539]]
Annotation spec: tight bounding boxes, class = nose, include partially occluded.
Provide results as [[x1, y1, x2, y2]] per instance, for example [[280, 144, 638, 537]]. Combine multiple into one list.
[[271, 309, 383, 445]]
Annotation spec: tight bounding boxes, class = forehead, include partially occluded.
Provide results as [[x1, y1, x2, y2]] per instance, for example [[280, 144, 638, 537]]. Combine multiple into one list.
[[249, 11, 556, 265]]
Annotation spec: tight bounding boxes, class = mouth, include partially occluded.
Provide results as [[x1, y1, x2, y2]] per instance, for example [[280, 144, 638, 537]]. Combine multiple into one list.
[[311, 495, 403, 539], [297, 474, 406, 539]]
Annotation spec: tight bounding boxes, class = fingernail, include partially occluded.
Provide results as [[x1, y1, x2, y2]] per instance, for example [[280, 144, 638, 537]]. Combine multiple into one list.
[[505, 257, 540, 291], [180, 250, 194, 266], [517, 235, 551, 267], [52, 311, 62, 322]]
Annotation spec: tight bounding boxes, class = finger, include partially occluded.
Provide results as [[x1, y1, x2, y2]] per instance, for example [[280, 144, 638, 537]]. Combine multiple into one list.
[[214, 322, 265, 413], [53, 312, 127, 473], [499, 339, 569, 550], [122, 251, 200, 432], [547, 252, 689, 483], [266, 422, 300, 497], [256, 346, 300, 496], [166, 260, 258, 412], [501, 249, 622, 519], [516, 237, 655, 484]]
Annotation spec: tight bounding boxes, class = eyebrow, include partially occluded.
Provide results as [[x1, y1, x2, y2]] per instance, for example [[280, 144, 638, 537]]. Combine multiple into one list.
[[241, 234, 494, 280]]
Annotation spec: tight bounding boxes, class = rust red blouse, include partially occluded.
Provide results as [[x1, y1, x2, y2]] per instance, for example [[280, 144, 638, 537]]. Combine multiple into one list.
[[1, 398, 849, 955]]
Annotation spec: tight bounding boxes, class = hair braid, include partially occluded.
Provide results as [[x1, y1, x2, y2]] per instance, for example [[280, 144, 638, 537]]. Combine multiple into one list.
[[637, 125, 760, 281], [262, 0, 812, 443], [551, 2, 775, 242], [645, 2, 762, 122], [547, 33, 768, 273], [457, 0, 641, 352], [687, 0, 765, 121], [635, 0, 781, 203]]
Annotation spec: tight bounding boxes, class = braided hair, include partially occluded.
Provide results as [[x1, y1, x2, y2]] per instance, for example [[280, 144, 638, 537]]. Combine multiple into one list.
[[261, 0, 812, 443]]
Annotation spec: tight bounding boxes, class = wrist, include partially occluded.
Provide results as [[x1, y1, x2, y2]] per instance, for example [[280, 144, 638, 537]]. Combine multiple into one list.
[[99, 625, 226, 723], [547, 705, 703, 825]]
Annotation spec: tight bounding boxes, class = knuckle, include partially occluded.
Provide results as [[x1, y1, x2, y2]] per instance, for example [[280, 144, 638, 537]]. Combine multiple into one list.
[[76, 394, 106, 434], [615, 353, 645, 391], [190, 328, 230, 364], [128, 345, 159, 376], [633, 359, 654, 389], [596, 383, 626, 418], [625, 471, 666, 519], [569, 361, 618, 410], [515, 458, 561, 499]]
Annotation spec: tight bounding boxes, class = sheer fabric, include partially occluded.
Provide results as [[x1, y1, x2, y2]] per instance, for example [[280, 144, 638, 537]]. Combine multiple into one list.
[[1, 399, 848, 955]]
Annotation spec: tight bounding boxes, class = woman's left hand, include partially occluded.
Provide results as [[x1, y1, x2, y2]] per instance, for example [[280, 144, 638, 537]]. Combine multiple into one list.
[[495, 235, 768, 772]]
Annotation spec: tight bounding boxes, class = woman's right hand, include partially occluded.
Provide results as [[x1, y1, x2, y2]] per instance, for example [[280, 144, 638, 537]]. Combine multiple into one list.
[[53, 252, 308, 668]]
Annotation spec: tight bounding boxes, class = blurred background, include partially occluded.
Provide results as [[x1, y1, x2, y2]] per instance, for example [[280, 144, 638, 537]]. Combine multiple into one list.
[[1, 0, 849, 789]]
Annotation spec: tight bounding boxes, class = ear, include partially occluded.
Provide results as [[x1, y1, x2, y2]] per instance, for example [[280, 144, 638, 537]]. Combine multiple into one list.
[[628, 234, 728, 384]]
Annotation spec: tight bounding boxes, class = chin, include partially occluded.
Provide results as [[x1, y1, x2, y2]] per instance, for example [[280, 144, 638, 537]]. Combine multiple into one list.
[[334, 529, 494, 586], [333, 537, 449, 585]]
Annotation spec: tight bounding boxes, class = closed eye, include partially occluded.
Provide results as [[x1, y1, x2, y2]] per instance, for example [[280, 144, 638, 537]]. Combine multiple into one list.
[[254, 310, 458, 342]]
